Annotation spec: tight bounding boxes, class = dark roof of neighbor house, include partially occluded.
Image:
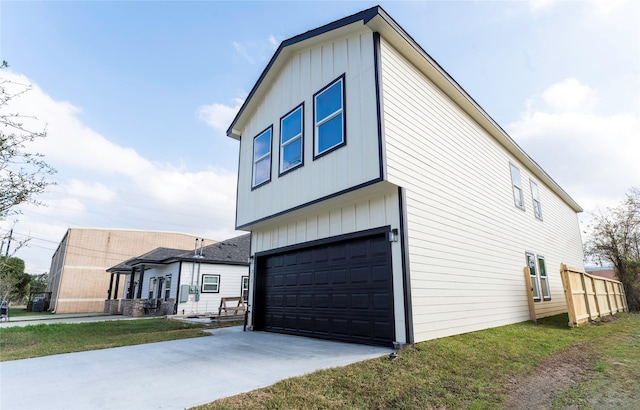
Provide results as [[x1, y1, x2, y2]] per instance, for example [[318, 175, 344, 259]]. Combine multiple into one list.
[[106, 234, 251, 272], [226, 5, 582, 213]]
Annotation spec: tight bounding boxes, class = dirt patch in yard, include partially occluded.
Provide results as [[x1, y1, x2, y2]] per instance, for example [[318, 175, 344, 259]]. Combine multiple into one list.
[[503, 315, 639, 410], [503, 341, 597, 409]]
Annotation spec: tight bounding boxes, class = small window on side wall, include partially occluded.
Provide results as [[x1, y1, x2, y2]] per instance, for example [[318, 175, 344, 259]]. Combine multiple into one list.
[[510, 163, 525, 210], [201, 274, 220, 293], [530, 180, 543, 220], [252, 127, 272, 188], [526, 253, 541, 301], [280, 104, 304, 174], [241, 276, 249, 303], [538, 256, 551, 301], [314, 75, 345, 158]]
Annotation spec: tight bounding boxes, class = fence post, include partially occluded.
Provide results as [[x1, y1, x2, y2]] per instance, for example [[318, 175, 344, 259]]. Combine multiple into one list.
[[524, 267, 536, 322]]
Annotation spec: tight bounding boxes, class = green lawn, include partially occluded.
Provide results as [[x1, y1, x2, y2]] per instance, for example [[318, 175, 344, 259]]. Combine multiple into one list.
[[6, 306, 53, 318], [198, 313, 640, 410], [0, 318, 241, 361]]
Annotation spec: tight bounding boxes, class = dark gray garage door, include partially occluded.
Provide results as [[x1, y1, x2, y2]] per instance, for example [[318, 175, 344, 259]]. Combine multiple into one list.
[[254, 232, 394, 347]]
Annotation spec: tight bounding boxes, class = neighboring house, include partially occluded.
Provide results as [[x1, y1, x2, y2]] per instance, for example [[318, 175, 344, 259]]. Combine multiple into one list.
[[585, 266, 617, 281], [226, 7, 584, 347], [105, 234, 250, 317], [48, 228, 215, 314]]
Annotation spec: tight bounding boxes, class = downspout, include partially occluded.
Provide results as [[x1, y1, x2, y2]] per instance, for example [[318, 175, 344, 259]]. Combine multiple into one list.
[[175, 261, 183, 315]]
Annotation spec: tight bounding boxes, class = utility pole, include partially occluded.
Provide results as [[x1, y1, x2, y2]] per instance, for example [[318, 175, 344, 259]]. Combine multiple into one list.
[[5, 228, 12, 256]]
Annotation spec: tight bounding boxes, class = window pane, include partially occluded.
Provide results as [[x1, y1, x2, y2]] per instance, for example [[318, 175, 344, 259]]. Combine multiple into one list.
[[317, 113, 343, 153], [514, 187, 523, 208], [510, 164, 521, 186], [527, 254, 540, 300], [282, 109, 302, 144], [315, 81, 342, 121], [254, 131, 271, 160], [282, 137, 302, 170], [254, 157, 270, 185]]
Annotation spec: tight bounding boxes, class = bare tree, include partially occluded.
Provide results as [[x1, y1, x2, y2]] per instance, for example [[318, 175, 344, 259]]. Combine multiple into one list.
[[0, 61, 56, 301], [584, 187, 640, 310], [1, 61, 56, 220]]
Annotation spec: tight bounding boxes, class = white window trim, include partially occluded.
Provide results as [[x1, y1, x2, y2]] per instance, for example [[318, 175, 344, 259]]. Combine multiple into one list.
[[148, 277, 156, 300], [164, 275, 172, 301], [241, 276, 249, 303], [526, 252, 541, 302], [510, 163, 525, 210], [201, 274, 220, 293], [313, 76, 345, 158], [530, 179, 543, 221], [252, 127, 272, 188], [538, 256, 551, 301], [279, 104, 304, 174]]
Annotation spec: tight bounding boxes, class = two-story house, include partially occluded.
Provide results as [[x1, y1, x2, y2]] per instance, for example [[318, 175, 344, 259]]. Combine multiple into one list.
[[227, 6, 584, 347]]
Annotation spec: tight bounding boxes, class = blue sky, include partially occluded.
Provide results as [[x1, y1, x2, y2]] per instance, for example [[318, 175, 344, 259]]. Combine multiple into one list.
[[1, 0, 638, 273]]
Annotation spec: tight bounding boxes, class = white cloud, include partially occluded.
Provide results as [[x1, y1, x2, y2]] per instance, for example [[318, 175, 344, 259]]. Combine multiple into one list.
[[232, 41, 254, 64], [232, 35, 282, 65], [0, 70, 240, 273], [508, 78, 640, 213], [529, 0, 556, 12], [197, 97, 244, 132], [540, 79, 597, 114]]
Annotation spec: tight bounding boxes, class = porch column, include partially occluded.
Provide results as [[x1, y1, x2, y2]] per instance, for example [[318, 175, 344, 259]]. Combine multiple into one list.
[[114, 274, 120, 299], [136, 265, 145, 299], [107, 272, 115, 299], [127, 267, 136, 299]]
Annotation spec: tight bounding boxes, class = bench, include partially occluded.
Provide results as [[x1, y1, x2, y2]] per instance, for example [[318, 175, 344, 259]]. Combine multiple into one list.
[[211, 297, 246, 320]]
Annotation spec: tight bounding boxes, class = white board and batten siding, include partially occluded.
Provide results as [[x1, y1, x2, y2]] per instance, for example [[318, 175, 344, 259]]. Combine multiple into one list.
[[250, 184, 410, 343], [379, 38, 584, 342], [236, 28, 380, 228]]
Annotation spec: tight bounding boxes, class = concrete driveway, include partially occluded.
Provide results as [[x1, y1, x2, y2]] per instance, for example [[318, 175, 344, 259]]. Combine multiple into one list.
[[0, 326, 392, 410]]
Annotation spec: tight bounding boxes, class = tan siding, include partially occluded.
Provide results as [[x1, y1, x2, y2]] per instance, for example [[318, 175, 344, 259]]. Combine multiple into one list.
[[380, 38, 584, 343], [236, 29, 380, 228]]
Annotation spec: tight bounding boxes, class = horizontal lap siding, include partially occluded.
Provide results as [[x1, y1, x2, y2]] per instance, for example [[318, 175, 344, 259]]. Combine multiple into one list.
[[380, 39, 583, 342], [236, 29, 380, 227], [177, 263, 248, 316]]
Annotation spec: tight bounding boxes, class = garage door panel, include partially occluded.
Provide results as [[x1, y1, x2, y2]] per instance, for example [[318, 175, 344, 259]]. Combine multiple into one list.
[[256, 232, 394, 346]]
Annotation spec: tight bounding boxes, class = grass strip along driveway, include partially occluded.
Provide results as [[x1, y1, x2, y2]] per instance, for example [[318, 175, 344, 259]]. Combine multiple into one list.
[[0, 319, 240, 361], [199, 313, 640, 409]]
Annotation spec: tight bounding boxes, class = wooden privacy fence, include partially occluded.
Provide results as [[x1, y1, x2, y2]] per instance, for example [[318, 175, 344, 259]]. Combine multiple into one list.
[[560, 263, 628, 327]]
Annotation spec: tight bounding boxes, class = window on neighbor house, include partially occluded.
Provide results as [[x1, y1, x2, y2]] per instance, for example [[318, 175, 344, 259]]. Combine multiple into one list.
[[280, 104, 304, 174], [252, 127, 272, 188], [164, 276, 171, 300], [241, 276, 249, 303], [148, 277, 157, 300], [530, 180, 543, 220], [510, 164, 525, 210], [538, 256, 551, 301], [201, 274, 220, 293], [526, 252, 541, 301], [314, 75, 345, 158]]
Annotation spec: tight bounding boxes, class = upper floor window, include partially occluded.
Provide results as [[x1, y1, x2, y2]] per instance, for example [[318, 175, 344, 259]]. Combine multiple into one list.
[[530, 180, 543, 220], [510, 163, 525, 210], [201, 274, 220, 293], [280, 104, 304, 174], [314, 75, 345, 158], [252, 127, 272, 188]]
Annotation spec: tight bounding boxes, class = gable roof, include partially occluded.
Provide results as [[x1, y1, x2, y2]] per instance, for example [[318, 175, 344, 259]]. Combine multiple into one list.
[[107, 234, 251, 272], [226, 5, 581, 213]]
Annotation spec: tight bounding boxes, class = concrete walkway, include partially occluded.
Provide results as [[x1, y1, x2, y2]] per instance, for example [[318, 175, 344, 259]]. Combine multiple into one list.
[[0, 326, 392, 410]]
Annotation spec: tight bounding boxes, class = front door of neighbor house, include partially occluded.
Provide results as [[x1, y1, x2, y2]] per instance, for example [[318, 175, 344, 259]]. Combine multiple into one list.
[[254, 230, 394, 347]]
